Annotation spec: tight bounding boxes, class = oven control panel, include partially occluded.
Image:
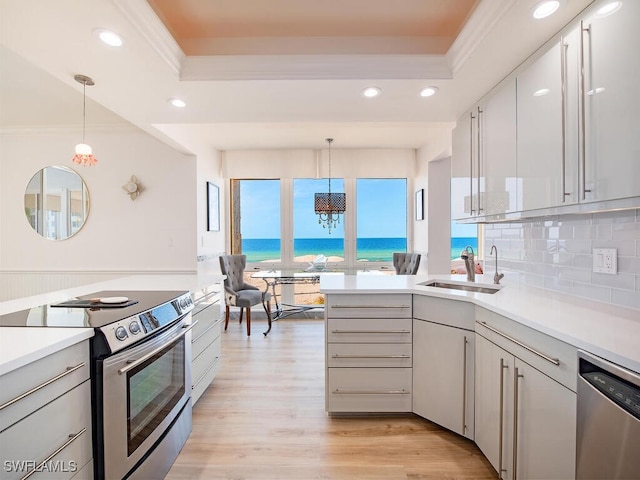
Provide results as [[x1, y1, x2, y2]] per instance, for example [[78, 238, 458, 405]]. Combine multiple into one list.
[[101, 292, 194, 353]]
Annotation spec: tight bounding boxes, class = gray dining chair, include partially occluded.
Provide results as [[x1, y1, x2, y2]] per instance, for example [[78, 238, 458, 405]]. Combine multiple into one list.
[[219, 254, 271, 336], [393, 252, 421, 275]]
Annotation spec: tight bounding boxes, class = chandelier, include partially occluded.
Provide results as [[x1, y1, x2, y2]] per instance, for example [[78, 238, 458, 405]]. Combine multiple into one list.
[[71, 74, 98, 166], [314, 138, 345, 234]]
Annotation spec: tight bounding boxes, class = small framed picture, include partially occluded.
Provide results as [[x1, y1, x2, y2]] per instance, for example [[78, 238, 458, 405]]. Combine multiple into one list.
[[207, 182, 220, 231], [415, 189, 424, 221]]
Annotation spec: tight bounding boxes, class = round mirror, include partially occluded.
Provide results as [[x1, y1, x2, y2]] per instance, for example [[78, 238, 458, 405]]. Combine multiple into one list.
[[24, 166, 90, 240]]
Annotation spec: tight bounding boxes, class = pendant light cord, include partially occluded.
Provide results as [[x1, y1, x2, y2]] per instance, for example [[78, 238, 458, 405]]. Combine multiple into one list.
[[326, 138, 333, 194], [82, 80, 86, 144]]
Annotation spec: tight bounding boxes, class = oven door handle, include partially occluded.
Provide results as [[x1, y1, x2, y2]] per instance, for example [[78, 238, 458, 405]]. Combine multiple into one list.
[[117, 321, 197, 375]]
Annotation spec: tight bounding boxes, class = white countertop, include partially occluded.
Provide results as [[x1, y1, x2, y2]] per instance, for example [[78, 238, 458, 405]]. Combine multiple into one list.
[[321, 273, 640, 374], [0, 274, 225, 375]]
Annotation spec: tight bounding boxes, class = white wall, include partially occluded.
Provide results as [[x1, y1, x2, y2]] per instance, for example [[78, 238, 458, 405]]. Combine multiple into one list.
[[0, 128, 197, 276], [196, 147, 226, 275]]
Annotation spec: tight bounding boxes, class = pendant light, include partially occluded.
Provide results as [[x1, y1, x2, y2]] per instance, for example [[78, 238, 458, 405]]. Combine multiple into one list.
[[314, 138, 346, 234], [72, 74, 98, 166]]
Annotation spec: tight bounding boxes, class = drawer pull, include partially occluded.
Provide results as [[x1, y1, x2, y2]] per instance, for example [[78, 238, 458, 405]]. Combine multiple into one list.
[[331, 354, 410, 359], [20, 428, 87, 480], [331, 305, 410, 309], [332, 389, 410, 395], [0, 362, 86, 412], [331, 330, 411, 334], [479, 321, 560, 366]]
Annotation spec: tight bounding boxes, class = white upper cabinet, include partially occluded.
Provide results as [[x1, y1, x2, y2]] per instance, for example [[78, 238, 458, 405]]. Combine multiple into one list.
[[480, 79, 518, 216], [456, 0, 639, 222], [517, 33, 580, 210], [451, 79, 517, 220], [581, 0, 640, 202], [452, 110, 478, 220]]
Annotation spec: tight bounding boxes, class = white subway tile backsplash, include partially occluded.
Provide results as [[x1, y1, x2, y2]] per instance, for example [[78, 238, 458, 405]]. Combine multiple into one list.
[[485, 208, 639, 310], [612, 289, 640, 310]]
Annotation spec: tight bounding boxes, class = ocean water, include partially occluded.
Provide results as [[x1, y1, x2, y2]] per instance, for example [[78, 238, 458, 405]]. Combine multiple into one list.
[[451, 237, 478, 260], [241, 237, 476, 262]]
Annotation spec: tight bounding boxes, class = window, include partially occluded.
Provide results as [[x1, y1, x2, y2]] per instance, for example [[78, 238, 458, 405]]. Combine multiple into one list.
[[293, 178, 345, 264], [451, 221, 479, 274], [356, 179, 407, 264], [233, 179, 281, 262]]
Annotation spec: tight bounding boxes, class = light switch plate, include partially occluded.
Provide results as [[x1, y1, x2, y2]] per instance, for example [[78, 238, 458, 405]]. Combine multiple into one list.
[[592, 248, 617, 274]]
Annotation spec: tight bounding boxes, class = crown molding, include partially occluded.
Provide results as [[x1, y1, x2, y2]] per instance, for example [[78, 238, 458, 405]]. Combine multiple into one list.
[[110, 0, 184, 77], [0, 124, 142, 136], [181, 54, 451, 81], [446, 0, 517, 76]]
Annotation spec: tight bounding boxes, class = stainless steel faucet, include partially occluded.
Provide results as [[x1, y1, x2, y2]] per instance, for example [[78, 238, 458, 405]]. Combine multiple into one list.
[[490, 244, 504, 285], [460, 245, 475, 282]]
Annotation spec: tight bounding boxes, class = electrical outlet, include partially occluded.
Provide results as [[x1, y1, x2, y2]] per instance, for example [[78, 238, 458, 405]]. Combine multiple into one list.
[[592, 248, 617, 274]]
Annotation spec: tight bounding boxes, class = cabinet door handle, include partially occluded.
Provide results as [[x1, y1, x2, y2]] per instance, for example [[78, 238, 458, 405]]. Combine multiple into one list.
[[330, 305, 410, 309], [479, 321, 560, 366], [513, 367, 524, 480], [470, 111, 476, 214], [477, 107, 483, 213], [330, 330, 411, 334], [499, 358, 509, 479], [579, 21, 592, 199], [0, 362, 86, 412], [20, 428, 87, 480], [462, 336, 468, 434], [332, 389, 410, 395], [331, 354, 410, 359], [560, 37, 571, 201]]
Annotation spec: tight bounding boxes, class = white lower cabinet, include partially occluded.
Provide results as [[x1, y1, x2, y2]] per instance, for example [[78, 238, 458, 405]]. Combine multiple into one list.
[[325, 294, 413, 413], [0, 340, 93, 480], [475, 323, 577, 480], [191, 293, 223, 405], [412, 296, 475, 439]]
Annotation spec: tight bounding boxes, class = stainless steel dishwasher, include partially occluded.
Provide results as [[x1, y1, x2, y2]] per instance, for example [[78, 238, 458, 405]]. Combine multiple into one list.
[[576, 351, 640, 479]]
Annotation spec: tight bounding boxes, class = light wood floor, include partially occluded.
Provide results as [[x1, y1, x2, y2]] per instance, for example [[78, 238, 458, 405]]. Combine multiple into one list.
[[166, 318, 498, 480]]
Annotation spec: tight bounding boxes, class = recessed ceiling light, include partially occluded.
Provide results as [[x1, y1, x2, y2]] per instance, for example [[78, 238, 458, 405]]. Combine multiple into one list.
[[595, 1, 622, 18], [533, 88, 551, 96], [94, 28, 124, 47], [362, 87, 381, 98], [532, 1, 561, 19], [169, 98, 187, 108], [420, 86, 439, 97]]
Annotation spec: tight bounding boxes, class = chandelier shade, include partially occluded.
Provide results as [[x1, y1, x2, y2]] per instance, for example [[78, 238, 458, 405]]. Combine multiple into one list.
[[314, 138, 345, 233], [72, 74, 98, 167]]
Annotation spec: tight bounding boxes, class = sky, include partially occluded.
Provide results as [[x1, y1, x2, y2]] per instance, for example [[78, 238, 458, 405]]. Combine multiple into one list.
[[240, 178, 477, 240], [240, 179, 408, 239]]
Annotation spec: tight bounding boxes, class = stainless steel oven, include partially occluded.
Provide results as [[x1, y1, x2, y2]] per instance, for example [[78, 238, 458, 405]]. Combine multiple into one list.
[[99, 315, 193, 480], [0, 289, 195, 480]]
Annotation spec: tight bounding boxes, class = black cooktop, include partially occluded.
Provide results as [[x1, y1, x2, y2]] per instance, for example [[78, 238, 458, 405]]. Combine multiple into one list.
[[0, 290, 188, 329]]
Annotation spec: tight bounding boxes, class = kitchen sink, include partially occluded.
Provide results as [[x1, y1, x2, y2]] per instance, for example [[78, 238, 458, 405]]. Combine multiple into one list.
[[419, 280, 502, 294]]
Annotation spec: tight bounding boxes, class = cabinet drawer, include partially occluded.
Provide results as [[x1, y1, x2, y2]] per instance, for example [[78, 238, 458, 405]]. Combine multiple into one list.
[[413, 295, 475, 330], [327, 343, 412, 368], [326, 294, 412, 318], [192, 335, 222, 386], [327, 368, 412, 412], [0, 340, 90, 432], [0, 380, 92, 480], [476, 307, 578, 391], [327, 318, 412, 343], [191, 318, 221, 360], [192, 355, 221, 405]]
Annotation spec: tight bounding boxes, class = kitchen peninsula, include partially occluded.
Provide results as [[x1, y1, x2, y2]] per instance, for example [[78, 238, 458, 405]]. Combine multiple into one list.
[[321, 274, 640, 480]]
